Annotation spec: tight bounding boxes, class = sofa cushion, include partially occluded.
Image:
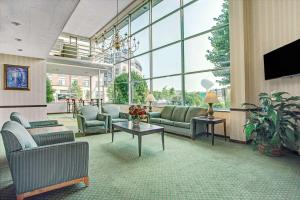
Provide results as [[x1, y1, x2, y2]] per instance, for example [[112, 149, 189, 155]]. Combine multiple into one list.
[[149, 118, 162, 124], [80, 105, 98, 120], [161, 106, 175, 120], [85, 120, 105, 127], [10, 112, 31, 128], [1, 121, 37, 151], [160, 119, 174, 126], [171, 106, 189, 122], [174, 121, 190, 129], [185, 107, 207, 123], [112, 118, 128, 123], [102, 105, 120, 119]]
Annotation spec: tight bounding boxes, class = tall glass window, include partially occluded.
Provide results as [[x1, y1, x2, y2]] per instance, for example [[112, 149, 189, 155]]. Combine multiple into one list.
[[184, 0, 225, 38], [131, 28, 150, 56], [131, 3, 150, 34], [152, 0, 180, 22], [98, 0, 230, 109], [152, 43, 181, 77], [153, 76, 182, 106], [152, 11, 180, 48]]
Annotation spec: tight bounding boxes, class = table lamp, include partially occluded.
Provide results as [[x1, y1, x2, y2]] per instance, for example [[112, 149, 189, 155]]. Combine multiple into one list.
[[146, 93, 156, 112], [204, 91, 219, 119]]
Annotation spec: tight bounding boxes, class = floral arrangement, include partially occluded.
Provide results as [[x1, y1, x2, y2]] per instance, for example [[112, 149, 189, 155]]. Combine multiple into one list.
[[129, 105, 147, 121]]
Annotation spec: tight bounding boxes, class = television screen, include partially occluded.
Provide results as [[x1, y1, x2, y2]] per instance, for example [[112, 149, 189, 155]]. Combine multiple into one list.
[[264, 39, 300, 80]]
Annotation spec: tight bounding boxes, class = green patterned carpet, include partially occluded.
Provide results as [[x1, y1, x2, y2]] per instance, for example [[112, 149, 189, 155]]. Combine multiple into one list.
[[1, 114, 300, 200]]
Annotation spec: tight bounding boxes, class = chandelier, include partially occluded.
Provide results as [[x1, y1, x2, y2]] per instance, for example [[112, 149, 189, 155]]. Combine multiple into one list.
[[98, 0, 139, 55]]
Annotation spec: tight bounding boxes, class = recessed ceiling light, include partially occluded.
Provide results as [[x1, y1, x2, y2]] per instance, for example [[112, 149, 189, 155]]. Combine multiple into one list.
[[11, 21, 21, 26], [15, 38, 22, 42], [17, 49, 23, 51]]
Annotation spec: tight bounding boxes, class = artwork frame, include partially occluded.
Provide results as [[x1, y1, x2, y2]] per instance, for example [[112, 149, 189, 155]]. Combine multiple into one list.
[[4, 64, 30, 90]]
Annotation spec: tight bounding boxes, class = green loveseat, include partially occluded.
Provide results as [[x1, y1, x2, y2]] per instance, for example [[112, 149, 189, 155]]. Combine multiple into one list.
[[148, 106, 207, 139]]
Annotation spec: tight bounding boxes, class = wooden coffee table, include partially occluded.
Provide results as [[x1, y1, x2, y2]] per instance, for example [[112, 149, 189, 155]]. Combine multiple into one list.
[[112, 121, 165, 157]]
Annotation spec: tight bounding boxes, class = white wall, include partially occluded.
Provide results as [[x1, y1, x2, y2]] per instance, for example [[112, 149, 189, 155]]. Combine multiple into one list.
[[0, 54, 47, 127]]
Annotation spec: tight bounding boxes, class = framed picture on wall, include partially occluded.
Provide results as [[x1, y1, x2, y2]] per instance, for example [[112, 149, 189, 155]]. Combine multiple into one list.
[[4, 64, 30, 90]]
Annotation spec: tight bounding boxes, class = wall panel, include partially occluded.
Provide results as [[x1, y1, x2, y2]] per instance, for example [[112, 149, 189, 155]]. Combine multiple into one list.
[[0, 54, 47, 126]]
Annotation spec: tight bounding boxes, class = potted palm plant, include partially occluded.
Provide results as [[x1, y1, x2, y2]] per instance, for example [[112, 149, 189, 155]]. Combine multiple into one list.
[[243, 91, 300, 156]]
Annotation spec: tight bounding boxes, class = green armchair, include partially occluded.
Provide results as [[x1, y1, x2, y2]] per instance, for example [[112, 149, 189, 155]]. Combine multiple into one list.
[[10, 112, 62, 129], [1, 121, 89, 200], [77, 105, 109, 135], [102, 105, 131, 132]]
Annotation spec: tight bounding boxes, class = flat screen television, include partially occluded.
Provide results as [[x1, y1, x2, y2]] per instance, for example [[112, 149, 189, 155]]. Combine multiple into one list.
[[264, 39, 300, 80]]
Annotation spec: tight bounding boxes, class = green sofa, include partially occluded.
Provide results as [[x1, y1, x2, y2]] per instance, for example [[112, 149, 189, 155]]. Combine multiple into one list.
[[1, 121, 89, 200], [148, 106, 207, 139], [10, 112, 62, 129], [77, 105, 109, 135]]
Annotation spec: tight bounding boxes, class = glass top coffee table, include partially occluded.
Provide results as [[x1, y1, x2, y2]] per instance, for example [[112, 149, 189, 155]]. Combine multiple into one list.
[[112, 121, 165, 157]]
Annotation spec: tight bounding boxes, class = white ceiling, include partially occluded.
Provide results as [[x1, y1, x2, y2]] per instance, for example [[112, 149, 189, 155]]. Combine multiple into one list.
[[63, 0, 135, 38], [0, 0, 79, 58]]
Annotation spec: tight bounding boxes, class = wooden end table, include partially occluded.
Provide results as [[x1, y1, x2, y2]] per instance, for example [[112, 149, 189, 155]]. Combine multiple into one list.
[[193, 117, 226, 146]]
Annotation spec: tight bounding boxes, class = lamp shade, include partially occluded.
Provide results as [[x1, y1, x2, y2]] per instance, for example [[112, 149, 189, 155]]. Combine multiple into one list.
[[204, 91, 219, 103], [146, 93, 156, 102]]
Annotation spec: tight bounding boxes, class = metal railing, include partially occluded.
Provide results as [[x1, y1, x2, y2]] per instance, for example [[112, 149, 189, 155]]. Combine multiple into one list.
[[49, 39, 113, 64]]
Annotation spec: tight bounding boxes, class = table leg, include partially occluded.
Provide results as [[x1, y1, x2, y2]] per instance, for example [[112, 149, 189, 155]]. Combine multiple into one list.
[[212, 124, 215, 146], [112, 126, 114, 142], [224, 120, 227, 141], [132, 133, 134, 139], [161, 130, 165, 151], [206, 124, 209, 137], [138, 134, 142, 157]]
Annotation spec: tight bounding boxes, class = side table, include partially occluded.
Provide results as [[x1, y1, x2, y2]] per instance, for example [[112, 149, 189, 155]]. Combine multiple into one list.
[[193, 117, 226, 146]]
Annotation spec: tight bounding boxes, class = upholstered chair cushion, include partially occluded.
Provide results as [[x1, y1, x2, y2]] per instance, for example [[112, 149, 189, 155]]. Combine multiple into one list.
[[171, 106, 189, 122], [1, 121, 37, 152], [149, 118, 162, 124], [160, 106, 175, 120], [85, 120, 106, 127], [185, 107, 207, 123], [160, 119, 174, 126], [102, 105, 120, 119], [10, 112, 31, 128], [174, 121, 190, 129], [80, 105, 99, 120]]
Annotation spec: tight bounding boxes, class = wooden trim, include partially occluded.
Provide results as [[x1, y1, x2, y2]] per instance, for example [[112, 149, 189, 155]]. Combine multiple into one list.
[[47, 112, 70, 114], [230, 108, 248, 112], [0, 105, 47, 108], [229, 138, 247, 144], [17, 176, 89, 200]]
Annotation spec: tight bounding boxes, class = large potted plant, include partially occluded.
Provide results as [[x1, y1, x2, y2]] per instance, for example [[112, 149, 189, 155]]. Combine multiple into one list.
[[243, 92, 300, 156]]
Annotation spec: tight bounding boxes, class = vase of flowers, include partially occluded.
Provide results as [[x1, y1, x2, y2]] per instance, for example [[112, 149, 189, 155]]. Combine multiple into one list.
[[129, 105, 147, 126]]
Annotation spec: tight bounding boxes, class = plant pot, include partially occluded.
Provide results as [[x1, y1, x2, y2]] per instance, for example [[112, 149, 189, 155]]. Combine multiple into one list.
[[258, 144, 283, 157]]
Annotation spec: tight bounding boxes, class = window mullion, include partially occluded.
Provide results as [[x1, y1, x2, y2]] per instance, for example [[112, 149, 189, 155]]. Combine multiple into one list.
[[180, 0, 185, 106]]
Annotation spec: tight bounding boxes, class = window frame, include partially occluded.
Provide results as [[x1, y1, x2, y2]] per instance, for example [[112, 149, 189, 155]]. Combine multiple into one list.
[[100, 0, 230, 108]]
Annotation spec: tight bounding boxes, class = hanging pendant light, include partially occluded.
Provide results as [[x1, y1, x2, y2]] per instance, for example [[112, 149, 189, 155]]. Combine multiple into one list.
[[98, 0, 139, 55]]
